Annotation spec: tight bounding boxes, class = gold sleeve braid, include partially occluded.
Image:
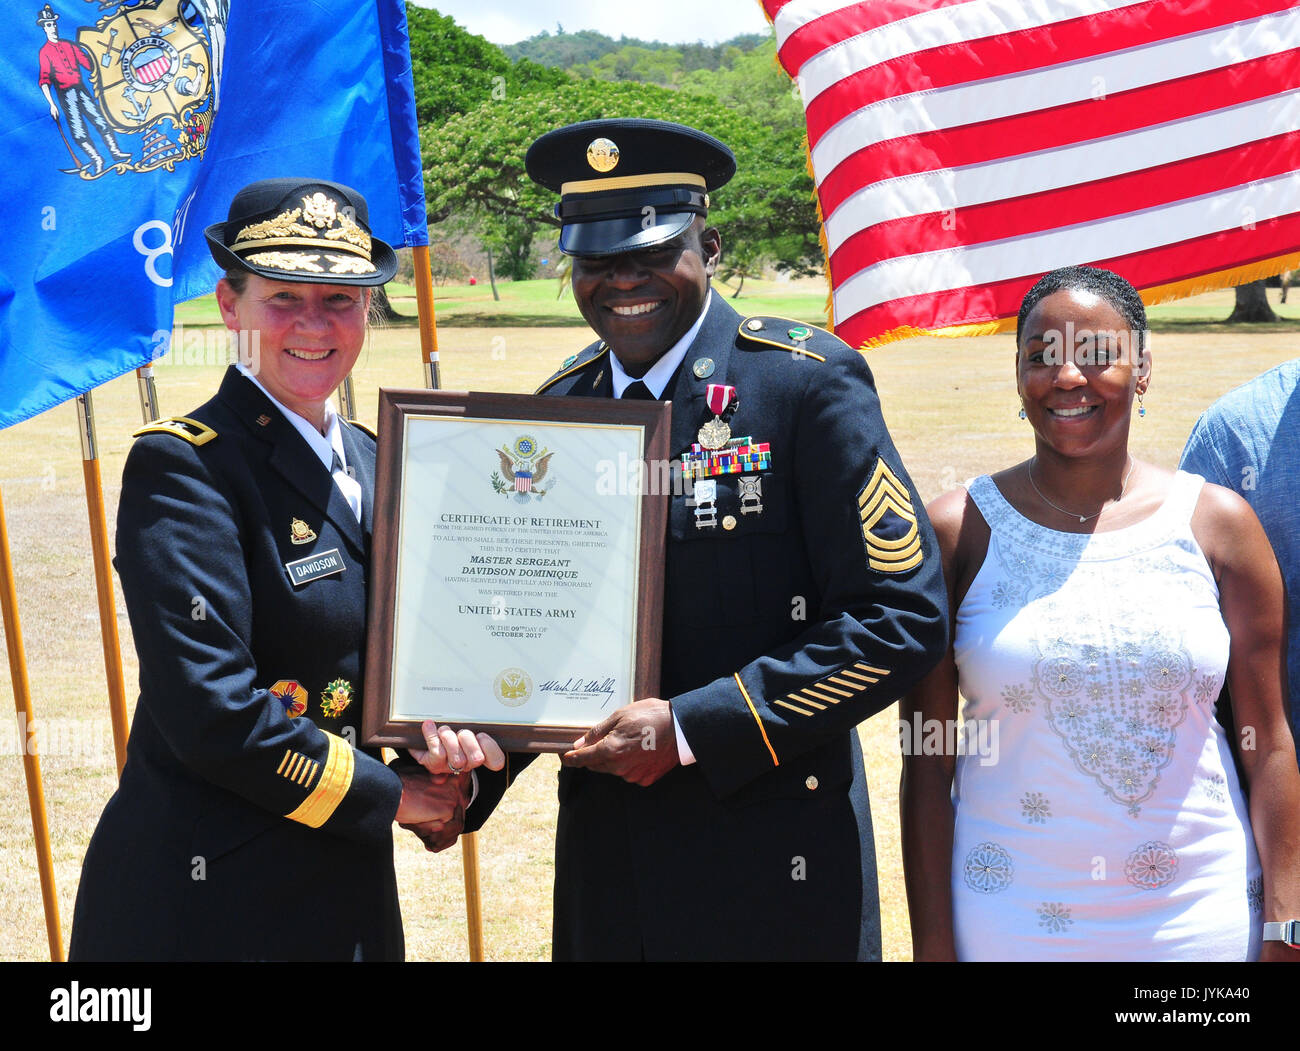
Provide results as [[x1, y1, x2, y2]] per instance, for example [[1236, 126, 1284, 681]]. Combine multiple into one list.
[[285, 731, 355, 828]]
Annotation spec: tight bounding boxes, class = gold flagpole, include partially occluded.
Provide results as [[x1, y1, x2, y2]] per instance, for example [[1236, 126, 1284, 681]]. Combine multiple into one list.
[[411, 244, 484, 961], [413, 245, 442, 391], [0, 485, 64, 960], [75, 393, 129, 776]]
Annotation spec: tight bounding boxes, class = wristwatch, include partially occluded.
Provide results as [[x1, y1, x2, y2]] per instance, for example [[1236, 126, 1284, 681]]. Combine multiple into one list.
[[1262, 921, 1300, 948]]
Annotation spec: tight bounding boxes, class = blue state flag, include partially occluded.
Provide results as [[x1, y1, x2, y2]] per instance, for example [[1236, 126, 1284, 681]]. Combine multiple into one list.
[[0, 0, 427, 431]]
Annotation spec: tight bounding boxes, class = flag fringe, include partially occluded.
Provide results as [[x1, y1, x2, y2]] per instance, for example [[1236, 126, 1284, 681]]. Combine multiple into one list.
[[854, 250, 1300, 351], [802, 139, 836, 331], [1139, 251, 1300, 309], [857, 318, 1011, 350]]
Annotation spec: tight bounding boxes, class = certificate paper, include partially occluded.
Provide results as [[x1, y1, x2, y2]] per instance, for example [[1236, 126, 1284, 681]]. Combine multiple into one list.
[[363, 391, 668, 751]]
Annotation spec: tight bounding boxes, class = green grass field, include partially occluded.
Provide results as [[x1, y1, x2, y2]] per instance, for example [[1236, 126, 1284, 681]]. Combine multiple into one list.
[[174, 274, 1300, 332], [1, 282, 1297, 961]]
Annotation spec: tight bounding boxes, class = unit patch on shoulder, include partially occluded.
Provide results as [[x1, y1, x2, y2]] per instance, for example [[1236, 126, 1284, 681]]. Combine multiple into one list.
[[857, 458, 922, 573], [131, 416, 217, 446]]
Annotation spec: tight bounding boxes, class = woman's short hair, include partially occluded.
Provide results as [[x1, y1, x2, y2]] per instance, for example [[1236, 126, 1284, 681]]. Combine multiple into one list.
[[1016, 265, 1148, 353]]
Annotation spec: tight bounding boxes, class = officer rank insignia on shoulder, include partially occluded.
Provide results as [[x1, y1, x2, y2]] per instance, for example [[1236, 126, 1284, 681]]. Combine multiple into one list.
[[857, 458, 923, 573], [131, 416, 217, 446], [736, 316, 829, 362]]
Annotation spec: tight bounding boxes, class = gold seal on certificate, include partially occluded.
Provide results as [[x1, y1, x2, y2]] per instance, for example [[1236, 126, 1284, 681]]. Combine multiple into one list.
[[362, 390, 669, 752], [493, 667, 533, 708]]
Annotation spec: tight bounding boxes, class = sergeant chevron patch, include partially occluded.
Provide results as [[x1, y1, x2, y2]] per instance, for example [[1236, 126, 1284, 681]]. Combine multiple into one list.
[[857, 459, 922, 573], [772, 661, 891, 717]]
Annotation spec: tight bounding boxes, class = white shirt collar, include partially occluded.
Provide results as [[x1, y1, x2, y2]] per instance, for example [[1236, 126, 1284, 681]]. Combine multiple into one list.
[[235, 362, 345, 474], [609, 290, 713, 399]]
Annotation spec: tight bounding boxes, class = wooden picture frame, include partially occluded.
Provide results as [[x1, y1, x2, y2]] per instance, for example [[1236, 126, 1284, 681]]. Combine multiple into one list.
[[362, 389, 669, 752]]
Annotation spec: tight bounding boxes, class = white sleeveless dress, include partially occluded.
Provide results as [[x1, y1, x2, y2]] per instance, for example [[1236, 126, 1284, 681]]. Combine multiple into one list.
[[951, 471, 1261, 961]]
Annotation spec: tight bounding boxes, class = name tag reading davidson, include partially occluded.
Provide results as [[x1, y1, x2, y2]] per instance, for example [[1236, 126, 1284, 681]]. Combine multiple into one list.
[[285, 548, 346, 587]]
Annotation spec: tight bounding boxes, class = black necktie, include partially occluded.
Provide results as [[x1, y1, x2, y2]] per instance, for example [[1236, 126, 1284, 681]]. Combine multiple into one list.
[[621, 380, 654, 400]]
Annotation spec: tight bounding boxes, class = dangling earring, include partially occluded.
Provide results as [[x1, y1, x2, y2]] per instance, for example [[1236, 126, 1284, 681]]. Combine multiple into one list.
[[1019, 402, 1027, 420], [1138, 391, 1146, 418]]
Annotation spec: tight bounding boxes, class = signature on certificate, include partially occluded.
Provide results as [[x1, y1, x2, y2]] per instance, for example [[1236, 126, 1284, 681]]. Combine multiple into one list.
[[539, 677, 618, 707]]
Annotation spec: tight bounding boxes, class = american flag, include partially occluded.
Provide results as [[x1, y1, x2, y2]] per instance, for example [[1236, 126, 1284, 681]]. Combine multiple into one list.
[[515, 471, 533, 493], [763, 0, 1300, 349]]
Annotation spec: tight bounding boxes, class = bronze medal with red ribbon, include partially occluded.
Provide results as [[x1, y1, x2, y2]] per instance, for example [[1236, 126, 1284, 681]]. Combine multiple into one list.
[[698, 384, 737, 450]]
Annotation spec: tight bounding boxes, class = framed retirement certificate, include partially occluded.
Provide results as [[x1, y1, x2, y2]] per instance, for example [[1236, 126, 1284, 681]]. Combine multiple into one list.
[[362, 390, 670, 752]]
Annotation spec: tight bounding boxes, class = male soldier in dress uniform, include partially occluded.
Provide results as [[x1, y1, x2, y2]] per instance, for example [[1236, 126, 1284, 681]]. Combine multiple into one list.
[[469, 119, 948, 960]]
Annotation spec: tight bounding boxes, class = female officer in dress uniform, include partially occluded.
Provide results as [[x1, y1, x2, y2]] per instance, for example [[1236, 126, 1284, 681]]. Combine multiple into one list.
[[69, 178, 476, 961]]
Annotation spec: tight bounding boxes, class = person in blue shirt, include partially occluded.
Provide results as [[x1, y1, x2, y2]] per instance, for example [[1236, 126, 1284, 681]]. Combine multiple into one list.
[[1181, 359, 1300, 753]]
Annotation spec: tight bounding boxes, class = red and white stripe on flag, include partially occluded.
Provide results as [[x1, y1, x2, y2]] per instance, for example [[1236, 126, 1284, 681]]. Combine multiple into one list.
[[763, 0, 1300, 348]]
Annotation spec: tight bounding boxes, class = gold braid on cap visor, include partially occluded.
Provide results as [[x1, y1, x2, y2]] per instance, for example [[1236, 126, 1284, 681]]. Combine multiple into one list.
[[232, 193, 377, 274]]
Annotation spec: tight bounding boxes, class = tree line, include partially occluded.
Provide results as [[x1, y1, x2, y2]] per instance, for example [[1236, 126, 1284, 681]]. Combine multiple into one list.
[[410, 5, 820, 290]]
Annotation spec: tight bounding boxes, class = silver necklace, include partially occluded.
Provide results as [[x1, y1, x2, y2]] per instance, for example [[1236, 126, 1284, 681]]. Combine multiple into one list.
[[1028, 457, 1136, 522]]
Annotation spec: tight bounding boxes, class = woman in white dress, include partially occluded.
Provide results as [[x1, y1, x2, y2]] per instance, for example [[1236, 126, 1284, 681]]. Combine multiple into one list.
[[901, 266, 1300, 961]]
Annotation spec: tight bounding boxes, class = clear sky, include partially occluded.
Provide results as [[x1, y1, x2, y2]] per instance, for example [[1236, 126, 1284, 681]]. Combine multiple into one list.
[[410, 0, 773, 46]]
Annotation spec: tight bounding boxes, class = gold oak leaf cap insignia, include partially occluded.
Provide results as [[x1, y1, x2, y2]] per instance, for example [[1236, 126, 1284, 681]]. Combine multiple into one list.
[[857, 458, 922, 573], [204, 177, 397, 286]]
